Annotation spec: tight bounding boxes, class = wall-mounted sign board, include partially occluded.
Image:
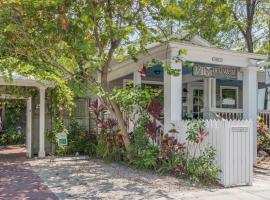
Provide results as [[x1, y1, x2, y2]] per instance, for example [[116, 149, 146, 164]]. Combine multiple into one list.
[[57, 131, 68, 146], [193, 63, 238, 79]]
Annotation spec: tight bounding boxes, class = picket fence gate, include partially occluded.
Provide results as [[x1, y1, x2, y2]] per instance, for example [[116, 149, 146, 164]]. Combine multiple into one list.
[[168, 120, 253, 187]]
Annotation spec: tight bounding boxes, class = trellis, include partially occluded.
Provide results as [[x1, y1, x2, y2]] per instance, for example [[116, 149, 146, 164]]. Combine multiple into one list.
[[0, 74, 54, 157]]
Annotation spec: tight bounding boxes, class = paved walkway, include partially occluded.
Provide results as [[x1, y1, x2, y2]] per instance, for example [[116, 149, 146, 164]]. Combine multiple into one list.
[[182, 170, 270, 200], [0, 146, 58, 200]]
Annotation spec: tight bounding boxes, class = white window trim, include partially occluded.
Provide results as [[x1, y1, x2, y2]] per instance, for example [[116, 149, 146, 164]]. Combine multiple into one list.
[[191, 88, 204, 118], [220, 86, 239, 109], [187, 82, 204, 113]]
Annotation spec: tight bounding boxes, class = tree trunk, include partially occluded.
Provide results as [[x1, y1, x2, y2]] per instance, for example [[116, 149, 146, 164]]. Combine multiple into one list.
[[245, 29, 254, 53], [245, 0, 255, 53], [100, 65, 131, 151], [110, 101, 130, 150]]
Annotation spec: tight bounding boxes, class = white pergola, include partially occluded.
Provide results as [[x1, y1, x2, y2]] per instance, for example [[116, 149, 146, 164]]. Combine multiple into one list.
[[108, 37, 268, 163], [0, 74, 54, 158]]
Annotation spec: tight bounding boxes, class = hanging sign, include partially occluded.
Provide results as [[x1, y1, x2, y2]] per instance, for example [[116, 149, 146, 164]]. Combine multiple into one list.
[[57, 131, 68, 146], [265, 68, 270, 84], [193, 64, 238, 79]]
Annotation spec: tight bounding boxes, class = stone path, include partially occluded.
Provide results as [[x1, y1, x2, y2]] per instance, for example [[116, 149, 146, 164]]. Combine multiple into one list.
[[0, 146, 58, 200]]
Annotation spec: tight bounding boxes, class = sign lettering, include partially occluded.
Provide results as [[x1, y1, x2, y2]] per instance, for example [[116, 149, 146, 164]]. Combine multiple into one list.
[[193, 64, 238, 79]]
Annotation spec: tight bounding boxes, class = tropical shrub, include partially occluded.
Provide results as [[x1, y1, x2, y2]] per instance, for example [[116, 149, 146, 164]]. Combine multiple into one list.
[[95, 130, 125, 161], [0, 131, 24, 146], [157, 134, 186, 175], [184, 120, 220, 184], [185, 147, 219, 184], [129, 116, 160, 169], [119, 98, 219, 184], [257, 118, 270, 154], [66, 120, 97, 156], [91, 99, 125, 161], [46, 119, 97, 156], [157, 120, 219, 184]]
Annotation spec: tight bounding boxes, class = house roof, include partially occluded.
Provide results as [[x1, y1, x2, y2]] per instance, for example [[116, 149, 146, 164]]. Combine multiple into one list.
[[168, 33, 266, 60], [108, 34, 268, 81], [0, 73, 54, 88], [111, 34, 267, 68]]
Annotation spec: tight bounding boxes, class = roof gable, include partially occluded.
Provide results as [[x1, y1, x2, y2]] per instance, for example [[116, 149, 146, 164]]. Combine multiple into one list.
[[170, 32, 212, 47]]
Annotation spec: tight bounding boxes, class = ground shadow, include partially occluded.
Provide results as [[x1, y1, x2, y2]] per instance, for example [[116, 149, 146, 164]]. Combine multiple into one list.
[[0, 146, 58, 200]]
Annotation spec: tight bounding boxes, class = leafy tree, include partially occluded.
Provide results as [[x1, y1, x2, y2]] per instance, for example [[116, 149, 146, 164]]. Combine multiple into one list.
[[0, 0, 183, 151], [177, 0, 270, 53]]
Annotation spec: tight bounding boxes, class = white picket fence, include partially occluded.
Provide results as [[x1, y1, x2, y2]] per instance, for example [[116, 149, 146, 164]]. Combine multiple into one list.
[[168, 120, 253, 187]]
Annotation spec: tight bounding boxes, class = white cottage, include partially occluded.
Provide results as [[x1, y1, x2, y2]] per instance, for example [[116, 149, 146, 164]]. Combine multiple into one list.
[[108, 35, 268, 161]]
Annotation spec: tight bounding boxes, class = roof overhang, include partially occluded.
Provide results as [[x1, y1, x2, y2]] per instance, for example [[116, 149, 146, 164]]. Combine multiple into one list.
[[108, 41, 268, 81], [0, 74, 54, 88]]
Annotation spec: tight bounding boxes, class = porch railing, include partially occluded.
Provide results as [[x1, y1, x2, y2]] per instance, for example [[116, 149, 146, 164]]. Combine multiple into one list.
[[99, 108, 270, 132], [208, 108, 270, 127], [209, 108, 243, 120], [258, 110, 270, 126]]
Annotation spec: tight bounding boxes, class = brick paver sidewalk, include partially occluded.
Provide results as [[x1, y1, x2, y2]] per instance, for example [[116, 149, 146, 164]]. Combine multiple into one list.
[[0, 146, 58, 200]]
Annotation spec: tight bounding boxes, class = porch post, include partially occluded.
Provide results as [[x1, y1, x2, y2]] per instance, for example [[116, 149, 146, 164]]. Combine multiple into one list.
[[203, 78, 212, 118], [267, 87, 270, 110], [211, 78, 216, 108], [164, 58, 182, 132], [128, 71, 142, 132], [133, 70, 141, 86], [243, 59, 257, 164], [38, 86, 46, 158], [26, 97, 32, 158]]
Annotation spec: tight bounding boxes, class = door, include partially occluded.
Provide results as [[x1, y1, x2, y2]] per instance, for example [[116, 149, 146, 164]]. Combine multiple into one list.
[[192, 89, 204, 119]]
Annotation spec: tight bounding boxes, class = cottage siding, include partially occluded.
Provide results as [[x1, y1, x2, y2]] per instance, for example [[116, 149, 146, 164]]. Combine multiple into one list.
[[109, 74, 133, 89]]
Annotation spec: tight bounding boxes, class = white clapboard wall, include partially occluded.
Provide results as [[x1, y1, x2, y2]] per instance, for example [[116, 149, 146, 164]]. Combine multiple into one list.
[[168, 120, 253, 187]]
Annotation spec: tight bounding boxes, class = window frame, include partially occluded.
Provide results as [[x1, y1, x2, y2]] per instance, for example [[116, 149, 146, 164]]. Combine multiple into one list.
[[220, 86, 239, 109]]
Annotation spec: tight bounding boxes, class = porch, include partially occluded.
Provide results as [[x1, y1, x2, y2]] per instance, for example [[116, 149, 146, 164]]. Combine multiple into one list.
[[109, 63, 270, 123]]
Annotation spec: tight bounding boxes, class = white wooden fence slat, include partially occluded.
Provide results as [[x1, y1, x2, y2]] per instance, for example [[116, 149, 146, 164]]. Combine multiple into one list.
[[249, 120, 253, 185]]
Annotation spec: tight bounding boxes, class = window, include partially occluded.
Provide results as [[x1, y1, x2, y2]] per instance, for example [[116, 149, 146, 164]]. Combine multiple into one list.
[[220, 86, 238, 109], [192, 89, 204, 119]]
